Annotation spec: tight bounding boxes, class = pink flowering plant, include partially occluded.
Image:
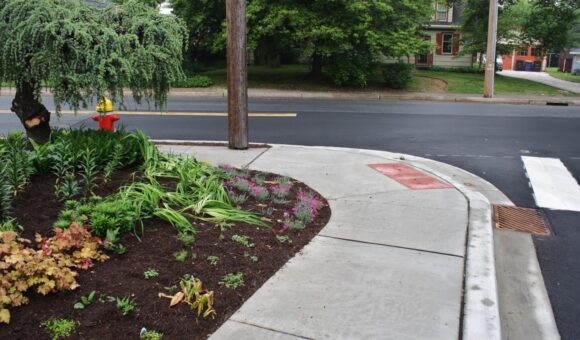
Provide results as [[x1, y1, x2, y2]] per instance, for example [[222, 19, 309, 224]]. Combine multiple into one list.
[[293, 191, 324, 224]]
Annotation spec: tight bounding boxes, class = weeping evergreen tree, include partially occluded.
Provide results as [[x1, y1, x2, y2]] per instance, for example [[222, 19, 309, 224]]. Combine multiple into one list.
[[0, 0, 187, 143]]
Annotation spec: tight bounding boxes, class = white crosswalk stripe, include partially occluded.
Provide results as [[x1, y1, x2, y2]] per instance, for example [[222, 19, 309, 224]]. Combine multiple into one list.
[[522, 156, 580, 212]]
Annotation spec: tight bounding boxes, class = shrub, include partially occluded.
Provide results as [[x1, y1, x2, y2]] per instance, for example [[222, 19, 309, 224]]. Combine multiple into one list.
[[40, 318, 78, 340], [173, 75, 214, 88], [327, 54, 374, 87], [382, 63, 414, 89]]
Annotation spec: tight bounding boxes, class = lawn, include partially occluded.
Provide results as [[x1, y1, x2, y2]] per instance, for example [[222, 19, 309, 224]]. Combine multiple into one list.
[[415, 69, 573, 96], [0, 129, 330, 339], [546, 67, 580, 83], [196, 64, 571, 96]]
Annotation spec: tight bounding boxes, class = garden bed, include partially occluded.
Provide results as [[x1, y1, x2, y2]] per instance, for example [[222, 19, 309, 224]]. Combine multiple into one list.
[[0, 131, 330, 339]]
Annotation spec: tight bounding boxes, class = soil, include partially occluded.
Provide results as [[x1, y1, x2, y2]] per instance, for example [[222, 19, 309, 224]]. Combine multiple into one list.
[[1, 169, 330, 339], [417, 76, 448, 93]]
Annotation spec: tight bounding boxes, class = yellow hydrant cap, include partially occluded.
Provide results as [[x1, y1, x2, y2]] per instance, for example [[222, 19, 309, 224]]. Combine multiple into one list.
[[96, 97, 114, 113]]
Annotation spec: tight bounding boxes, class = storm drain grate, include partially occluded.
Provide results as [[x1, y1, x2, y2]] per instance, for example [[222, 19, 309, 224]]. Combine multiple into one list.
[[492, 205, 551, 235]]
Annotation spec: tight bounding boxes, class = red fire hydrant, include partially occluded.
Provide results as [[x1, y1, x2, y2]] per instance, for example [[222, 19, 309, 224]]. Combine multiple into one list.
[[92, 97, 120, 132]]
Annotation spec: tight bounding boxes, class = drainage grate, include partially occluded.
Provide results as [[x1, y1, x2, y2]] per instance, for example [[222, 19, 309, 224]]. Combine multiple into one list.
[[492, 205, 551, 235]]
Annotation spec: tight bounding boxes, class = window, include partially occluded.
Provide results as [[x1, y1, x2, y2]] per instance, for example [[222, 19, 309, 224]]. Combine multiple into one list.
[[435, 2, 448, 22], [531, 48, 543, 57], [517, 48, 528, 56], [442, 33, 453, 54]]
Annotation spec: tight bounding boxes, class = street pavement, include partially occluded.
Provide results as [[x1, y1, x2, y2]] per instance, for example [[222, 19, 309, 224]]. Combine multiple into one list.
[[500, 71, 580, 94], [1, 95, 580, 339]]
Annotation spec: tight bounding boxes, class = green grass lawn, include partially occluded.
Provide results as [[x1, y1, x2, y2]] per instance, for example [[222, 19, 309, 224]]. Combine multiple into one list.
[[546, 67, 580, 83], [195, 64, 571, 96], [416, 69, 573, 96]]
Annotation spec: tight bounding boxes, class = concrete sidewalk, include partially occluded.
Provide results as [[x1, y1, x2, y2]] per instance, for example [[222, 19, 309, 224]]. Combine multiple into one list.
[[156, 144, 505, 339], [500, 71, 580, 94]]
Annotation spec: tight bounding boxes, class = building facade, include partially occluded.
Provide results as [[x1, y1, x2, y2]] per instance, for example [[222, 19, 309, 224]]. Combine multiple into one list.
[[502, 45, 547, 72]]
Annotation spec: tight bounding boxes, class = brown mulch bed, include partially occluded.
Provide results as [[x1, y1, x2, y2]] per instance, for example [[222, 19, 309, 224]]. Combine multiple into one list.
[[1, 169, 330, 339]]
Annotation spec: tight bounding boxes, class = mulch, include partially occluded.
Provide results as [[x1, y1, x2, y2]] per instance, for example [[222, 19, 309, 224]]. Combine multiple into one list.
[[1, 168, 330, 339]]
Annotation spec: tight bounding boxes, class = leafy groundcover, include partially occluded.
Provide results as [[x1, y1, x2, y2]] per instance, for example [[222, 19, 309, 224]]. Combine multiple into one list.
[[0, 130, 330, 339]]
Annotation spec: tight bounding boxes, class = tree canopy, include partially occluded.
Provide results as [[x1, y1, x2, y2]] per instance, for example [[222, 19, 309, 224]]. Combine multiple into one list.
[[0, 0, 187, 142], [171, 0, 433, 86]]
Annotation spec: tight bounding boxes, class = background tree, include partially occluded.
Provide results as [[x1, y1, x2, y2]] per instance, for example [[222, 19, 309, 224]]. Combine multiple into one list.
[[0, 0, 187, 143], [524, 0, 578, 52], [170, 0, 226, 65]]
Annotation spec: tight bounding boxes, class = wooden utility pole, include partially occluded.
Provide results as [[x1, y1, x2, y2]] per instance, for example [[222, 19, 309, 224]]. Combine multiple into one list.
[[226, 0, 248, 149], [483, 0, 498, 98]]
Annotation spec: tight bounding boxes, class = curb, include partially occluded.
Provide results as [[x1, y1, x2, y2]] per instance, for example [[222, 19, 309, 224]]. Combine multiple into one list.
[[3, 87, 579, 107], [153, 140, 503, 340]]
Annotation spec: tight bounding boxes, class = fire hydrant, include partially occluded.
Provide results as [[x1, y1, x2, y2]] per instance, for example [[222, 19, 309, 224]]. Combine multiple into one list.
[[92, 97, 120, 132]]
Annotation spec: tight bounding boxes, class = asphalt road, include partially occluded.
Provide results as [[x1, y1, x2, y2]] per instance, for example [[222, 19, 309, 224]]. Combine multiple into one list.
[[1, 95, 580, 339]]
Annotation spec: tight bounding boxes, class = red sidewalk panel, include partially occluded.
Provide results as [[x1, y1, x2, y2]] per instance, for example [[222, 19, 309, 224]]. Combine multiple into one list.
[[369, 163, 453, 190]]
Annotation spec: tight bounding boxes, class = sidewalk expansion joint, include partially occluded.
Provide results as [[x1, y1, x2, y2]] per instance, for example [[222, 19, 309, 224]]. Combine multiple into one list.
[[246, 147, 271, 167], [230, 320, 314, 340], [328, 189, 411, 201], [318, 235, 464, 259]]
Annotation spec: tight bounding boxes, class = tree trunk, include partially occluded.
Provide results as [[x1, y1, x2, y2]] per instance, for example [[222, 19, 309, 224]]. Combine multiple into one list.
[[11, 81, 51, 144], [311, 53, 323, 76]]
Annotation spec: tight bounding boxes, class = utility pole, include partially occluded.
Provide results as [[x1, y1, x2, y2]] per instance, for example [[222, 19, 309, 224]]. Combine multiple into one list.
[[483, 0, 498, 98], [226, 0, 248, 149]]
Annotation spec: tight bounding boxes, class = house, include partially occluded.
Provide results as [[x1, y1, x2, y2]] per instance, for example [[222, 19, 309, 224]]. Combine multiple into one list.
[[382, 2, 473, 68], [558, 48, 580, 73], [414, 2, 473, 69], [501, 45, 547, 72]]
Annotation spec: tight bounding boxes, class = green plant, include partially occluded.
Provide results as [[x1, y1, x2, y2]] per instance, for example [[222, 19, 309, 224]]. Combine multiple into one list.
[[229, 193, 247, 205], [276, 235, 292, 244], [144, 268, 160, 279], [2, 132, 33, 196], [174, 249, 188, 262], [103, 143, 123, 183], [288, 220, 305, 230], [219, 273, 244, 290], [141, 329, 164, 340], [115, 296, 138, 316], [207, 256, 219, 266], [54, 173, 81, 202], [231, 235, 254, 248], [40, 318, 78, 340], [74, 291, 96, 310], [173, 75, 214, 88], [0, 219, 22, 232], [382, 62, 414, 89], [104, 228, 126, 255], [243, 251, 259, 263], [177, 231, 195, 246], [79, 148, 98, 197]]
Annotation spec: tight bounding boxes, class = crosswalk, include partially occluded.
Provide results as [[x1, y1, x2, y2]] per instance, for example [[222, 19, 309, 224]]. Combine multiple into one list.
[[522, 156, 580, 212]]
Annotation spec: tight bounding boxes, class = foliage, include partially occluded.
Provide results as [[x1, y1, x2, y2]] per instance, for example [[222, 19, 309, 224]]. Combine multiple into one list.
[[0, 223, 107, 324], [174, 249, 188, 262], [0, 0, 188, 114], [276, 235, 292, 244], [115, 296, 138, 316], [73, 290, 96, 310], [0, 132, 34, 197], [524, 0, 578, 52], [144, 268, 160, 279], [40, 318, 78, 340], [79, 148, 99, 197], [0, 219, 22, 233], [231, 235, 255, 248], [207, 256, 219, 266], [141, 330, 164, 340], [54, 173, 81, 202], [103, 228, 126, 255], [177, 232, 195, 246], [173, 75, 214, 88], [243, 252, 259, 263], [158, 275, 216, 318], [382, 63, 414, 89], [219, 273, 244, 290]]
